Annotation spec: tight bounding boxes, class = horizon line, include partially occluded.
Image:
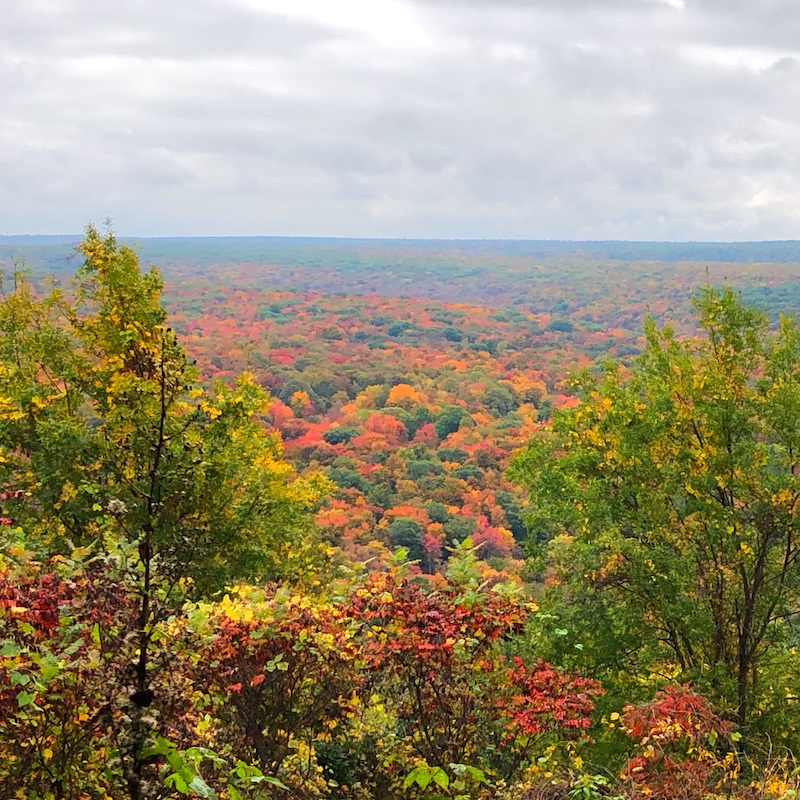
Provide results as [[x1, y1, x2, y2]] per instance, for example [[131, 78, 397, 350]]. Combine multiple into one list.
[[2, 234, 800, 245]]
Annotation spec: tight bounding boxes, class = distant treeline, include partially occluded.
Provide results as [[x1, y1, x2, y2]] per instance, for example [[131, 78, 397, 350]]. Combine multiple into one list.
[[3, 235, 800, 272]]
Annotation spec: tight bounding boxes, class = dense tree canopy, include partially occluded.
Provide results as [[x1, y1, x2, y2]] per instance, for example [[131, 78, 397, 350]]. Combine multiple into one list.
[[8, 232, 800, 798]]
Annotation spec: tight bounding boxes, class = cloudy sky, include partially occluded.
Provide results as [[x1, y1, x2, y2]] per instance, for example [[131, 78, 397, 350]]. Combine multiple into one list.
[[1, 0, 799, 240]]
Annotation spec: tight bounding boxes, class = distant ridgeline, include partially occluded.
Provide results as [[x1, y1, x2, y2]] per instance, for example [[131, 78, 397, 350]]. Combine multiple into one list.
[[2, 235, 800, 320], [3, 235, 800, 268]]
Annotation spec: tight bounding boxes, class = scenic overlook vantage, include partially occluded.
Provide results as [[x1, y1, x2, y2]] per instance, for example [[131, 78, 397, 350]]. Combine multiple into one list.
[[2, 2, 800, 799]]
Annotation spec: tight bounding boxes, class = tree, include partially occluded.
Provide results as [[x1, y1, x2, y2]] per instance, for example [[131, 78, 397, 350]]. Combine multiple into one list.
[[322, 425, 358, 445], [0, 225, 327, 797], [511, 286, 800, 730], [0, 226, 326, 587], [434, 405, 466, 440], [387, 517, 424, 561]]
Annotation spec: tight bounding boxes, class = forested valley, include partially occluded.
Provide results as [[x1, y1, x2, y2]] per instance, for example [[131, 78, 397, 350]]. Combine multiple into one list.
[[4, 228, 800, 799]]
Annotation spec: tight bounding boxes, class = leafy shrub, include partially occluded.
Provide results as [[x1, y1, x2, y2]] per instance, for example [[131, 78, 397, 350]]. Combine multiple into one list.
[[620, 685, 740, 800]]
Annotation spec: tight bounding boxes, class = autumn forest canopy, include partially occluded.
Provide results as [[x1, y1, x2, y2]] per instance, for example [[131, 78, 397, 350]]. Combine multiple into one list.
[[4, 227, 800, 799]]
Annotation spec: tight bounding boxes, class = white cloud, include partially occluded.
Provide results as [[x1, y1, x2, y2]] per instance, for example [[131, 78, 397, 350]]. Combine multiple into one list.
[[679, 44, 800, 71], [0, 0, 798, 238], [246, 0, 437, 50]]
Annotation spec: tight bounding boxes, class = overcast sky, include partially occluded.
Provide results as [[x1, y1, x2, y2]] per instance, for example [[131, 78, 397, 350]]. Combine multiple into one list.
[[1, 0, 799, 240]]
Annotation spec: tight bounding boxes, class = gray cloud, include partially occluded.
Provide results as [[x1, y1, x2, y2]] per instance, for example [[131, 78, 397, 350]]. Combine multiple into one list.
[[0, 0, 798, 238]]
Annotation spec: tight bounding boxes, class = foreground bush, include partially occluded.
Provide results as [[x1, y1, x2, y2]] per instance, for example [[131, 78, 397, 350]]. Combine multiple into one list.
[[7, 543, 800, 799], [0, 540, 605, 797]]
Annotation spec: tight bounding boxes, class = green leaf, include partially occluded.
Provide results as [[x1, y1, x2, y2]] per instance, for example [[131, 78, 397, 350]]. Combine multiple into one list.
[[431, 768, 450, 789], [1, 642, 22, 657], [39, 662, 61, 681], [463, 766, 487, 784], [252, 776, 289, 789], [141, 736, 174, 759], [165, 774, 190, 794], [62, 638, 84, 657], [231, 761, 251, 780], [187, 775, 217, 799], [165, 750, 186, 773], [403, 767, 429, 790], [186, 746, 224, 766], [17, 690, 35, 707]]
